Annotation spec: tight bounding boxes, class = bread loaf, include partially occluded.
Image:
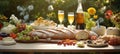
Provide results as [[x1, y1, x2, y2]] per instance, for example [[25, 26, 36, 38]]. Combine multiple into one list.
[[28, 28, 77, 40], [106, 27, 120, 36], [75, 30, 89, 40]]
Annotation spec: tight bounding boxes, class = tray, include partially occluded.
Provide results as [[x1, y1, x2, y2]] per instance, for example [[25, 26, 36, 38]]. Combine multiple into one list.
[[15, 39, 61, 43]]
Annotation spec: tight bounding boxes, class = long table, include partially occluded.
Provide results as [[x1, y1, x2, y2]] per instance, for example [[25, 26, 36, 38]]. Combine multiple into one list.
[[0, 43, 120, 54]]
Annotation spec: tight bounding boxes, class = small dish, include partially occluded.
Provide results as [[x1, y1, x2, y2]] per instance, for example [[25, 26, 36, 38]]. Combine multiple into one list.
[[2, 40, 16, 46], [87, 40, 108, 47]]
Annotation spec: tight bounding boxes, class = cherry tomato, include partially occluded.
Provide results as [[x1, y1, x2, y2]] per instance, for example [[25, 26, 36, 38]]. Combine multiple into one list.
[[63, 42, 67, 47], [72, 42, 76, 46], [9, 33, 17, 39], [90, 36, 97, 40], [0, 37, 3, 40], [57, 41, 62, 45]]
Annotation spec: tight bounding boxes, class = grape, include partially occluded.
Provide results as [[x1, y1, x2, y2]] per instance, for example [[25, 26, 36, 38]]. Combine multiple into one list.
[[84, 12, 90, 19], [16, 24, 34, 41], [25, 36, 31, 40], [86, 20, 96, 30]]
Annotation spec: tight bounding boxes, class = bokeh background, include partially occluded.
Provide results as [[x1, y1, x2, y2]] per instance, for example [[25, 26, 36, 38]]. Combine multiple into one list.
[[0, 0, 120, 27]]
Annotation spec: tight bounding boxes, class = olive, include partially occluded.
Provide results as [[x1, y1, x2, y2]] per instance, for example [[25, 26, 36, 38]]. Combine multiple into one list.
[[87, 40, 92, 44], [0, 33, 9, 37]]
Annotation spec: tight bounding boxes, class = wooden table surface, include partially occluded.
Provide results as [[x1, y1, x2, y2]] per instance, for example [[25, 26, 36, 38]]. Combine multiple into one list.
[[0, 42, 120, 53]]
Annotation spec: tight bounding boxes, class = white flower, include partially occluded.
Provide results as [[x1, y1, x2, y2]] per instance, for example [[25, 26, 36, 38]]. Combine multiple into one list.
[[24, 14, 29, 20], [48, 5, 54, 11], [17, 6, 23, 11], [10, 14, 19, 23], [20, 11, 25, 16], [23, 8, 27, 12], [28, 5, 34, 11], [100, 6, 106, 13]]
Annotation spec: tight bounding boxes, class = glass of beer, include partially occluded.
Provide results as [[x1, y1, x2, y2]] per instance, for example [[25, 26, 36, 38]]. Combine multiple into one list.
[[67, 12, 75, 30], [58, 10, 64, 24], [68, 12, 74, 25]]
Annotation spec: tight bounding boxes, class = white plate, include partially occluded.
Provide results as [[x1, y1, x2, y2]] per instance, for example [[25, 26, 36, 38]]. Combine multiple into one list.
[[1, 40, 16, 46]]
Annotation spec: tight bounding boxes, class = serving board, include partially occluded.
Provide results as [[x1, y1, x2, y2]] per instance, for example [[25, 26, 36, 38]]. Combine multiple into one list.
[[15, 39, 61, 43]]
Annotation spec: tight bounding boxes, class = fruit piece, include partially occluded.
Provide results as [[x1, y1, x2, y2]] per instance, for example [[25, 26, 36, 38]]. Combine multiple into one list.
[[33, 36, 39, 40], [77, 41, 85, 48], [90, 36, 97, 40], [26, 36, 31, 40], [57, 39, 77, 46], [16, 23, 26, 32], [63, 42, 67, 47], [57, 41, 62, 45], [0, 33, 8, 37], [0, 37, 3, 40], [117, 37, 120, 45], [84, 12, 90, 19], [18, 36, 24, 40], [9, 33, 17, 39], [108, 37, 118, 46], [72, 42, 76, 46]]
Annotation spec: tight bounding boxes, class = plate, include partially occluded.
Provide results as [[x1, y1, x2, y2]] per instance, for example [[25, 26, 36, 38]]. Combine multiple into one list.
[[87, 43, 108, 47], [0, 41, 16, 46], [87, 40, 108, 47]]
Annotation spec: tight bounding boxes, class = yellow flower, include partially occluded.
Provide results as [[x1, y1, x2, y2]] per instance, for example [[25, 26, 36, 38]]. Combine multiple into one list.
[[93, 15, 98, 19], [0, 15, 7, 20], [87, 7, 96, 15]]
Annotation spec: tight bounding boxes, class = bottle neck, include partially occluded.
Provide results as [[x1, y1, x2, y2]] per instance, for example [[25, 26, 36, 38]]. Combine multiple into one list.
[[76, 1, 83, 13]]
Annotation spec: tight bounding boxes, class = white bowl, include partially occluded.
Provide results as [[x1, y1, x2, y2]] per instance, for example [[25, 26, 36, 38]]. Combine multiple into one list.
[[2, 40, 16, 45]]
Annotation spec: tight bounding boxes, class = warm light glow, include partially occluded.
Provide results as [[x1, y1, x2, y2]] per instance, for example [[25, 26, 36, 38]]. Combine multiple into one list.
[[106, 0, 109, 3]]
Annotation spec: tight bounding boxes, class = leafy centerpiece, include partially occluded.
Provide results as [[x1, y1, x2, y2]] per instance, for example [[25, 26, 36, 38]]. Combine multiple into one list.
[[111, 13, 120, 29]]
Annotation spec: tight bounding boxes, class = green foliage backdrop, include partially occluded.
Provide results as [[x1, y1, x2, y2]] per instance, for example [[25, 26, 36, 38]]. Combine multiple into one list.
[[0, 0, 120, 26]]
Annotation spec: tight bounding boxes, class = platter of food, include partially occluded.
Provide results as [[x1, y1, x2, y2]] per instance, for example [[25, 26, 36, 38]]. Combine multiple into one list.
[[30, 17, 57, 30], [87, 39, 108, 47]]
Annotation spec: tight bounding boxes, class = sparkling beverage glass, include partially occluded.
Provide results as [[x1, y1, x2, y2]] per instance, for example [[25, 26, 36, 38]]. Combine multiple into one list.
[[58, 10, 64, 24], [68, 12, 74, 25]]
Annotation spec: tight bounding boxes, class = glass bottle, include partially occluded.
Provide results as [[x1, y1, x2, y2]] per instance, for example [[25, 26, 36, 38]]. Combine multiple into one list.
[[76, 0, 85, 30]]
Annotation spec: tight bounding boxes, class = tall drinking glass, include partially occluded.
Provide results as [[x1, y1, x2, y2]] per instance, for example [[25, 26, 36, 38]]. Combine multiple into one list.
[[68, 12, 74, 25], [58, 10, 64, 24], [67, 12, 75, 29]]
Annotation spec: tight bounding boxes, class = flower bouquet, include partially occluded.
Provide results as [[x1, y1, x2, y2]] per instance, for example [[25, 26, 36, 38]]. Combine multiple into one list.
[[111, 13, 120, 29]]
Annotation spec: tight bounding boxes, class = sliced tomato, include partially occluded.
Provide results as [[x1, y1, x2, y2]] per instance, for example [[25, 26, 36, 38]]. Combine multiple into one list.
[[9, 33, 17, 39]]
